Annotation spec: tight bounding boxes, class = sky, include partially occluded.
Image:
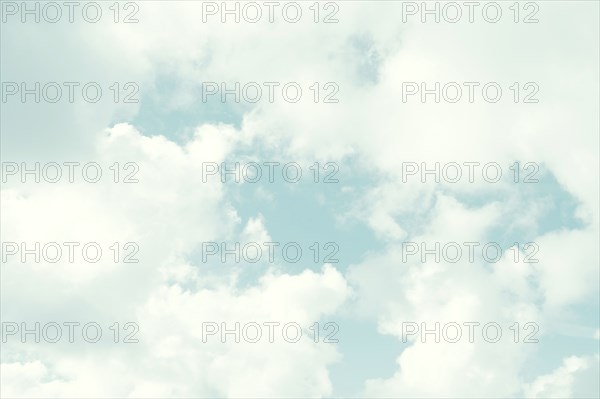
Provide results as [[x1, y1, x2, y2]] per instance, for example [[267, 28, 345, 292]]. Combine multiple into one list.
[[1, 1, 599, 397]]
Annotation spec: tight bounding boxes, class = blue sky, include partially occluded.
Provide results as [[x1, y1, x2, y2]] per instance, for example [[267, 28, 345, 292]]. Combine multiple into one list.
[[1, 1, 599, 397]]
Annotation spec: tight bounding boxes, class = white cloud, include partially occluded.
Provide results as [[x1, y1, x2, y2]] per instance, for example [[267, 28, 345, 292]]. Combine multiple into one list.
[[524, 355, 600, 399], [1, 1, 598, 397]]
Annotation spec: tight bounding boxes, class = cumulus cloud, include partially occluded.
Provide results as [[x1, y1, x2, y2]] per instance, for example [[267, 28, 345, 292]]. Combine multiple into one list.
[[1, 1, 598, 397]]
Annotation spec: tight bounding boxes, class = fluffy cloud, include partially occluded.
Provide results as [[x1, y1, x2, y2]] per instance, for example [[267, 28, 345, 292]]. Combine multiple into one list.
[[2, 1, 598, 397], [524, 355, 600, 398], [1, 123, 351, 397]]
